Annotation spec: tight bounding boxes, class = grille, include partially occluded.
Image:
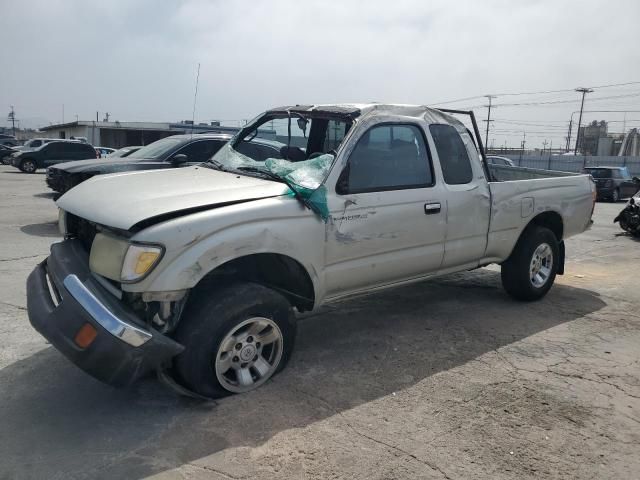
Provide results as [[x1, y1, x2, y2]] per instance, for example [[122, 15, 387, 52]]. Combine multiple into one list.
[[67, 213, 97, 252]]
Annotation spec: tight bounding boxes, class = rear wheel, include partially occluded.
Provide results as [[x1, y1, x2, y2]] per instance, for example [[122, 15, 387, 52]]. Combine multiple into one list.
[[612, 188, 620, 203], [501, 226, 559, 301], [173, 282, 296, 398], [20, 159, 37, 173]]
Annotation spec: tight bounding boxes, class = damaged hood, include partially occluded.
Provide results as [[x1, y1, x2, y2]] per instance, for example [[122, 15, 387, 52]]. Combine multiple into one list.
[[57, 166, 288, 230]]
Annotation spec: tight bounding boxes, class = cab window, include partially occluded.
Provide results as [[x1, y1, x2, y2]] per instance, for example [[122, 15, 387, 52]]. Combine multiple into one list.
[[429, 124, 473, 185], [337, 124, 432, 194]]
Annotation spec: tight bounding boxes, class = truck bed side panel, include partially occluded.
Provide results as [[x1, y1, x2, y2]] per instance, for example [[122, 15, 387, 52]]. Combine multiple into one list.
[[485, 175, 593, 262]]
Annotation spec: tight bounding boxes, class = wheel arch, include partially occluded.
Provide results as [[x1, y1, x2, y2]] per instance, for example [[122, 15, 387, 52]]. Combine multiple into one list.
[[509, 210, 565, 274], [194, 252, 316, 312], [529, 210, 564, 241]]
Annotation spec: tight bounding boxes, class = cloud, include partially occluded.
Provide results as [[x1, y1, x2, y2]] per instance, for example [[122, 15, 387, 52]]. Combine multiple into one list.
[[1, 0, 640, 146]]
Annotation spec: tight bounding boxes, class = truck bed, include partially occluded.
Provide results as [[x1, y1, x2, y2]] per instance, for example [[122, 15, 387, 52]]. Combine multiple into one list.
[[488, 164, 579, 182], [483, 165, 594, 262]]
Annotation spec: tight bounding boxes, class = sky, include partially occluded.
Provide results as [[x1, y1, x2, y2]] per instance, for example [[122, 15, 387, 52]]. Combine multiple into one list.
[[2, 0, 640, 148]]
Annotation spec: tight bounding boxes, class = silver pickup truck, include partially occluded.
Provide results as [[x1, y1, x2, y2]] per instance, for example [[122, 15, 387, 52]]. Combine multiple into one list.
[[26, 104, 596, 398]]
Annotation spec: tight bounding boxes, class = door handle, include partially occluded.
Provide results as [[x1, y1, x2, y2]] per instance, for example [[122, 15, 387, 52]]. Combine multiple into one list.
[[424, 202, 441, 215]]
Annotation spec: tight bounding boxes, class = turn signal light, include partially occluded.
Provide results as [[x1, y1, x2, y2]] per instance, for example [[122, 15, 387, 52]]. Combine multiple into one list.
[[75, 323, 98, 349]]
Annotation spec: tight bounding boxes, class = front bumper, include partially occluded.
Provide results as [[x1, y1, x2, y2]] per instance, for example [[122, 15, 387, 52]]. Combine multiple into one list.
[[45, 168, 63, 192], [26, 239, 183, 387]]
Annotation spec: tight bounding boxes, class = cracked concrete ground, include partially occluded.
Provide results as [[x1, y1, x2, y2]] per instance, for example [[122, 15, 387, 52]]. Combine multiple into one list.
[[0, 164, 638, 480]]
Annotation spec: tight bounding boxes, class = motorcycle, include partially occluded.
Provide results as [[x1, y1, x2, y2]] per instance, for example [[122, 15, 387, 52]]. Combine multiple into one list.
[[614, 194, 640, 237]]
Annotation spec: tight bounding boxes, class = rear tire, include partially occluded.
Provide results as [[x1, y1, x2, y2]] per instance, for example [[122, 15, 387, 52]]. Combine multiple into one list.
[[501, 226, 559, 301], [173, 282, 296, 398], [612, 188, 620, 203], [20, 159, 37, 173]]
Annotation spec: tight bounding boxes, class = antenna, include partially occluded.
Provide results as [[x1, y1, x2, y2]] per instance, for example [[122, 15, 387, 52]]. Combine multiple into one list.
[[191, 63, 201, 137]]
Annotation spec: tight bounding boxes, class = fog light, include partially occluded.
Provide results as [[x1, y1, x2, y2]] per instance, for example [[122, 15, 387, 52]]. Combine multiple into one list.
[[75, 323, 97, 348]]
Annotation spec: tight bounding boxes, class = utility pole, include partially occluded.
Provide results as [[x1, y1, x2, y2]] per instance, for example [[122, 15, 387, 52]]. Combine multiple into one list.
[[103, 112, 110, 122], [8, 106, 16, 136], [483, 95, 496, 150], [565, 119, 573, 152], [574, 87, 593, 155]]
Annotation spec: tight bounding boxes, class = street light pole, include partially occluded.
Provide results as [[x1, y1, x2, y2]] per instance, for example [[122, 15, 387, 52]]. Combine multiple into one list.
[[574, 87, 593, 155]]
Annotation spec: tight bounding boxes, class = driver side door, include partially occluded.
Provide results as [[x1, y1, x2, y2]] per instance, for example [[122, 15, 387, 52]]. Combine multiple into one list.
[[323, 123, 446, 299]]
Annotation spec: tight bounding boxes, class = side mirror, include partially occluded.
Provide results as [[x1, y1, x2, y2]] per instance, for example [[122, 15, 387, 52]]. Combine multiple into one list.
[[633, 176, 640, 183], [171, 154, 188, 164]]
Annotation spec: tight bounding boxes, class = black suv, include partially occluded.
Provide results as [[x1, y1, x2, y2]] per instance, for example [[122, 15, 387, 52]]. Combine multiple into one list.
[[46, 133, 232, 193], [11, 141, 97, 173], [582, 166, 640, 202]]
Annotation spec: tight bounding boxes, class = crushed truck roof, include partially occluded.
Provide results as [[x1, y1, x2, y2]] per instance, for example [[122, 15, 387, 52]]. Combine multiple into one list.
[[265, 103, 465, 129]]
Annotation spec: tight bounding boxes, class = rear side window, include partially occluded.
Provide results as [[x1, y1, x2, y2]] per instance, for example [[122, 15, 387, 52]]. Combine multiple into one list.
[[585, 169, 611, 178], [82, 145, 96, 157], [45, 143, 63, 154], [338, 124, 432, 194], [429, 124, 473, 185], [177, 140, 224, 162]]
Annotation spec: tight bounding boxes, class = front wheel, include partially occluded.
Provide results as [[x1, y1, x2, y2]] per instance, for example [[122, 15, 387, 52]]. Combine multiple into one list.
[[501, 226, 559, 301], [20, 159, 37, 173], [173, 282, 296, 398]]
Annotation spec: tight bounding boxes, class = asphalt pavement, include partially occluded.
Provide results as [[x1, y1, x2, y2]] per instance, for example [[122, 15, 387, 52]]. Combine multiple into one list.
[[0, 165, 638, 480]]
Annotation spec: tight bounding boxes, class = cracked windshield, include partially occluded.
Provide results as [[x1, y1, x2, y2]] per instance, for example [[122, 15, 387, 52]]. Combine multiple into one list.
[[211, 115, 350, 190]]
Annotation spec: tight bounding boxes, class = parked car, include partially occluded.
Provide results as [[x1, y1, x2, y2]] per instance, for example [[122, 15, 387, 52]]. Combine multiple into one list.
[[95, 147, 116, 158], [46, 134, 232, 193], [14, 138, 60, 151], [486, 155, 515, 167], [0, 134, 18, 147], [108, 146, 142, 158], [582, 166, 640, 202], [10, 140, 97, 173], [27, 103, 595, 398], [0, 144, 17, 164]]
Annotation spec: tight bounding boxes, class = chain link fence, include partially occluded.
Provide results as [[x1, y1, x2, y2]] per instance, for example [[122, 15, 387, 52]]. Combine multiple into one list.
[[499, 155, 640, 175]]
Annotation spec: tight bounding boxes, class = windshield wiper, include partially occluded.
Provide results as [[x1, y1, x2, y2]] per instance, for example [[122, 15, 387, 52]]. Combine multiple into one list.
[[236, 166, 287, 183], [236, 166, 316, 214], [204, 159, 228, 171]]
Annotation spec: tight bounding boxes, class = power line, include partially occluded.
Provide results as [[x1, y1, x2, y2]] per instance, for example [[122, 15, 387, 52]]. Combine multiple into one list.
[[490, 91, 640, 108], [430, 80, 640, 106], [588, 80, 640, 89]]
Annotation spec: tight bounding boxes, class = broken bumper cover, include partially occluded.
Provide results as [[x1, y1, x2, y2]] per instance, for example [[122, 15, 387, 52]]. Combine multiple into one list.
[[26, 239, 183, 387]]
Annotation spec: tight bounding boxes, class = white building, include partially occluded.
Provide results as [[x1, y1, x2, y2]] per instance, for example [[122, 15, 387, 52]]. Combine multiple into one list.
[[38, 120, 239, 148]]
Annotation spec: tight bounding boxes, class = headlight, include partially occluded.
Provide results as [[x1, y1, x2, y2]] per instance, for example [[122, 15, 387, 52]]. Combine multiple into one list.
[[58, 209, 68, 236], [121, 244, 164, 283]]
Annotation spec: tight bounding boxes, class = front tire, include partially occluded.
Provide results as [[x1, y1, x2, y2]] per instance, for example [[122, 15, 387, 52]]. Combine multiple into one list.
[[501, 226, 559, 301], [173, 282, 296, 398], [20, 159, 37, 173]]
